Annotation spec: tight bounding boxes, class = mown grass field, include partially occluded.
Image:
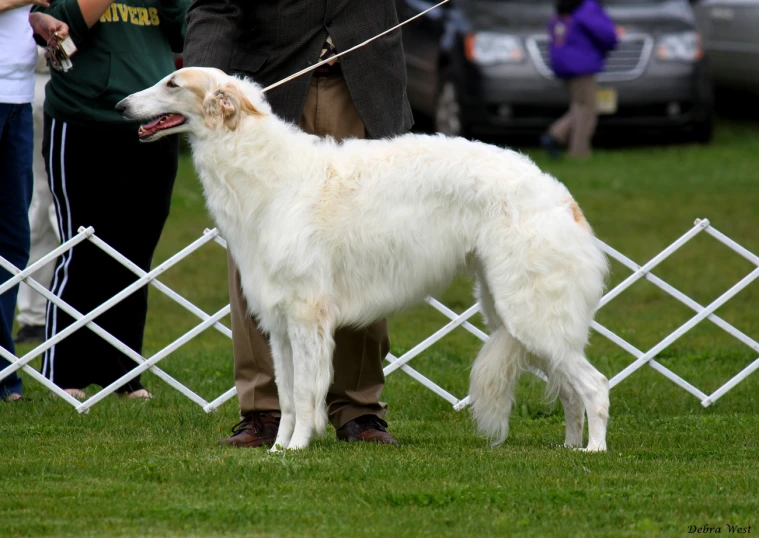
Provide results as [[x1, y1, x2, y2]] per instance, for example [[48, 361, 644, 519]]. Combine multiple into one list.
[[3, 122, 759, 537]]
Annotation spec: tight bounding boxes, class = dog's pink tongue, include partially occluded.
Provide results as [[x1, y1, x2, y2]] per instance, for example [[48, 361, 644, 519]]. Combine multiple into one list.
[[139, 114, 185, 137], [160, 114, 185, 128]]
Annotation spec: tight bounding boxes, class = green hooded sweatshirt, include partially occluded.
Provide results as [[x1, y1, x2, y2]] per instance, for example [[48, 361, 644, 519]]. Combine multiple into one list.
[[36, 0, 188, 129]]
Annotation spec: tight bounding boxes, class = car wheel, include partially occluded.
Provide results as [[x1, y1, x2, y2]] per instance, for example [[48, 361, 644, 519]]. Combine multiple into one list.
[[692, 113, 714, 144], [435, 78, 468, 137], [693, 78, 715, 144]]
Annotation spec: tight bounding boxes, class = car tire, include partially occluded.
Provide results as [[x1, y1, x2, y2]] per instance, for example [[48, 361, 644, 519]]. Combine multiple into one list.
[[692, 112, 714, 144], [692, 76, 715, 144], [434, 76, 469, 138]]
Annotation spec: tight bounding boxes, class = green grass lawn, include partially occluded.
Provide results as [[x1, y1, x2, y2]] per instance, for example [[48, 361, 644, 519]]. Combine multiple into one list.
[[3, 122, 759, 537]]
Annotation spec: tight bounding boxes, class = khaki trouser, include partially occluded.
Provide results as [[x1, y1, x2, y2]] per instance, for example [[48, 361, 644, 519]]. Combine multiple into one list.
[[229, 73, 390, 428], [549, 75, 598, 159]]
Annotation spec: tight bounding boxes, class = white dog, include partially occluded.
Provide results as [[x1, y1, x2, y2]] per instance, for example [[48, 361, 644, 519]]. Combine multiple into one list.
[[117, 67, 610, 452]]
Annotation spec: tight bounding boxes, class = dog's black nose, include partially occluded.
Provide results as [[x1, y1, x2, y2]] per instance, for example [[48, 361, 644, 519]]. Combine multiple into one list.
[[115, 100, 127, 116]]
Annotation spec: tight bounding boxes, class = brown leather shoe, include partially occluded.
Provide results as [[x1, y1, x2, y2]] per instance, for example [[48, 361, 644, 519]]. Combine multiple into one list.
[[218, 412, 280, 448], [336, 415, 398, 445]]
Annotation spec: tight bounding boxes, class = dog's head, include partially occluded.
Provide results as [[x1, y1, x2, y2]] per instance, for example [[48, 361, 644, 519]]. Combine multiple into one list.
[[116, 67, 269, 142]]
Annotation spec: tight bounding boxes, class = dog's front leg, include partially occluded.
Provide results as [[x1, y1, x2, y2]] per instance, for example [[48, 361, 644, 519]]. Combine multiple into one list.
[[269, 330, 295, 451], [285, 317, 334, 450]]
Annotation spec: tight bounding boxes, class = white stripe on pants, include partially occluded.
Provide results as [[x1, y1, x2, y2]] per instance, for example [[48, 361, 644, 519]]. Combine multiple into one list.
[[42, 120, 73, 380]]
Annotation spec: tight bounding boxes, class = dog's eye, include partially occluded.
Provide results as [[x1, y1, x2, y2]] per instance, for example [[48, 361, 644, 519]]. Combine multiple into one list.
[[166, 79, 179, 89]]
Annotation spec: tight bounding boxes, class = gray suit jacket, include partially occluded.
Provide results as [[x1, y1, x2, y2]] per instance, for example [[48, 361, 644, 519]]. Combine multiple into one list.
[[183, 0, 414, 139]]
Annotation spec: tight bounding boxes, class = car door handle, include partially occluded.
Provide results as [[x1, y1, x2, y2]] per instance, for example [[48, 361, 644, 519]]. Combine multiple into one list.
[[710, 7, 735, 21]]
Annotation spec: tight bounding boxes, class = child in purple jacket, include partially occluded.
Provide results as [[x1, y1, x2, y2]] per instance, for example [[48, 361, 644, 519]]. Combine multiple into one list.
[[541, 0, 618, 158]]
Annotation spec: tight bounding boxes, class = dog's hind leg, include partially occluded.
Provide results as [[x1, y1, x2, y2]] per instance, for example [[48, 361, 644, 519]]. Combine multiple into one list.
[[554, 355, 608, 452], [477, 224, 609, 450], [490, 314, 608, 451], [488, 294, 609, 451], [559, 379, 585, 448], [269, 330, 295, 451], [508, 347, 586, 449], [286, 313, 334, 450], [474, 276, 503, 332], [495, 316, 608, 451]]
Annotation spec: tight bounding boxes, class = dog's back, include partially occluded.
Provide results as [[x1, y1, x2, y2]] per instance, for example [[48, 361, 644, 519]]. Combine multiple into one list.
[[279, 133, 594, 326]]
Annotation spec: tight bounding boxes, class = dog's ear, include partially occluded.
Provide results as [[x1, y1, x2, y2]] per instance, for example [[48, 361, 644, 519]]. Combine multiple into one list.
[[203, 83, 263, 130]]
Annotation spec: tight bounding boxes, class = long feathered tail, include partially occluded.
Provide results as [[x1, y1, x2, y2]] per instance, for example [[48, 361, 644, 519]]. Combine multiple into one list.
[[468, 326, 528, 446]]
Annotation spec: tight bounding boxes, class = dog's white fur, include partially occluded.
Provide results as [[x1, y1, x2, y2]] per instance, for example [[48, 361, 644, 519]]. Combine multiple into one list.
[[118, 67, 610, 451]]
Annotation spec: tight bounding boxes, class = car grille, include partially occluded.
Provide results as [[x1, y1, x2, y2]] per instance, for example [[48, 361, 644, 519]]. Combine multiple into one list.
[[526, 34, 654, 82]]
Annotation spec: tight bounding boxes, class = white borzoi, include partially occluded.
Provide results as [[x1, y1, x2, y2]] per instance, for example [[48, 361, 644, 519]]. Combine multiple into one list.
[[117, 67, 610, 452]]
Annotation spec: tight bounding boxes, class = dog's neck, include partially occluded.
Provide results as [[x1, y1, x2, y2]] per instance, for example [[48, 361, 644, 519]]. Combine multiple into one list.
[[187, 113, 322, 245]]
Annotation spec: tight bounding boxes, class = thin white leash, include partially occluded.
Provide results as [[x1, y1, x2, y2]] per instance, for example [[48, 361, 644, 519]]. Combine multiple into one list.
[[262, 0, 449, 94]]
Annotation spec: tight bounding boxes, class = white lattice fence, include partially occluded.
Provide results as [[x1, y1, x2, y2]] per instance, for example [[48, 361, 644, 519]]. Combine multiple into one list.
[[1, 218, 757, 413], [383, 218, 759, 410], [0, 227, 237, 413]]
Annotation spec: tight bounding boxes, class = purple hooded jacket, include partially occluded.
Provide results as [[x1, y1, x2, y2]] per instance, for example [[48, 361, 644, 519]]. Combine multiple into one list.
[[549, 0, 618, 79]]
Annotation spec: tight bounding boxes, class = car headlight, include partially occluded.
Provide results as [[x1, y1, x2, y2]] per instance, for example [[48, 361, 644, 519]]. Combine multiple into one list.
[[465, 33, 525, 65], [656, 32, 703, 62]]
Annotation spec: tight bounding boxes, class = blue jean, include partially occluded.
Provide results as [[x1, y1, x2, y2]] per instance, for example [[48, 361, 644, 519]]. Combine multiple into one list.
[[0, 103, 33, 399]]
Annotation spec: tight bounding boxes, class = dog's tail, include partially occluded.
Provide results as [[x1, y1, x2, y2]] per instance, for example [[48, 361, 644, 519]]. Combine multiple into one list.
[[469, 326, 527, 446]]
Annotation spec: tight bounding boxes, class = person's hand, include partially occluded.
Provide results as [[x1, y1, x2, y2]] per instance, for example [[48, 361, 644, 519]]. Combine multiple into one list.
[[29, 12, 68, 42], [0, 0, 50, 12]]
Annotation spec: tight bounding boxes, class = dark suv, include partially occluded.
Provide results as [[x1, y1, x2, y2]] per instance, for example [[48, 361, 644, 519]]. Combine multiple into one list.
[[399, 0, 714, 141]]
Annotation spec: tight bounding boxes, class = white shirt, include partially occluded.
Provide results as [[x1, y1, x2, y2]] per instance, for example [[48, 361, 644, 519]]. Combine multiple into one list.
[[0, 6, 38, 104]]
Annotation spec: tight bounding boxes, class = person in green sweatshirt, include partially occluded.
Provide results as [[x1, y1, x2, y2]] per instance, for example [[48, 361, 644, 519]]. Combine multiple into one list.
[[35, 0, 188, 400]]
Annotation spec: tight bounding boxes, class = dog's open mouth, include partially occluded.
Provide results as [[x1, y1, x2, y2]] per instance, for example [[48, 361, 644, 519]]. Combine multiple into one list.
[[138, 114, 186, 139]]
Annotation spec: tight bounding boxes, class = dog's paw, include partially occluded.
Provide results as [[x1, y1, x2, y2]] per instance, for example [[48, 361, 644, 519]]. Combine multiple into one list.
[[575, 443, 606, 453], [285, 433, 312, 450]]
